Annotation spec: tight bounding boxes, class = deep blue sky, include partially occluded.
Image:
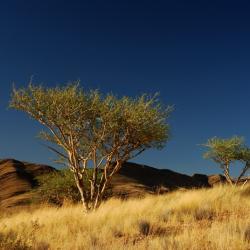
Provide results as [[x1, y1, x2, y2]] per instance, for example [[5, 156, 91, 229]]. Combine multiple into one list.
[[1, 0, 250, 176]]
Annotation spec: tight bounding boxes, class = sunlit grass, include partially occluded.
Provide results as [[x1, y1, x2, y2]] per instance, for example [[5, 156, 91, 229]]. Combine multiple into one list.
[[1, 185, 250, 250]]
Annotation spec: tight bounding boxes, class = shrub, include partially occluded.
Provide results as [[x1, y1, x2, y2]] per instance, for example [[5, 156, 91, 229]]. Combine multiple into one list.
[[34, 169, 108, 206], [35, 169, 81, 205]]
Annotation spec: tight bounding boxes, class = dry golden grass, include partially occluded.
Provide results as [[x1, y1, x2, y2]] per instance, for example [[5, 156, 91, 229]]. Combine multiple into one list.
[[0, 185, 250, 250]]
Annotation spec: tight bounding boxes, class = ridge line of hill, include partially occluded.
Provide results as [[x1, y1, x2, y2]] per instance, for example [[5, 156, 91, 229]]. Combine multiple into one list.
[[0, 158, 245, 208]]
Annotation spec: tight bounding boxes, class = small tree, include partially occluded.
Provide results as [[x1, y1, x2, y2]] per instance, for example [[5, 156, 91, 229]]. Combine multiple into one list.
[[235, 147, 250, 185], [10, 82, 172, 211], [203, 136, 250, 185]]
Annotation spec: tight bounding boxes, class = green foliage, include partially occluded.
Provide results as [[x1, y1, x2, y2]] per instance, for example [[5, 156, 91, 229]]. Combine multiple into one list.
[[35, 169, 105, 206], [10, 82, 172, 158], [203, 136, 245, 166], [237, 147, 250, 163], [35, 169, 81, 205]]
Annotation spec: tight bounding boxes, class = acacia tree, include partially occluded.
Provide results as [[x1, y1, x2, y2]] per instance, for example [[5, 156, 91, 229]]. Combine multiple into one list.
[[203, 136, 250, 186], [235, 147, 250, 185], [10, 83, 172, 211]]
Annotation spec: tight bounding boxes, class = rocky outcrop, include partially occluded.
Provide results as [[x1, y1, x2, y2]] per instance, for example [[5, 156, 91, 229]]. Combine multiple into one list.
[[208, 174, 227, 186]]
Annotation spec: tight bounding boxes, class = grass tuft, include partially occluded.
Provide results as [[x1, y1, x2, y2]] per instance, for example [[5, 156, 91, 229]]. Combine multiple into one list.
[[244, 225, 250, 243], [138, 220, 151, 236]]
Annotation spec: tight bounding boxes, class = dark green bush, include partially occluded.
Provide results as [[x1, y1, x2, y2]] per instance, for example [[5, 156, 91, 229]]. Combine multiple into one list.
[[35, 169, 81, 205], [34, 168, 112, 206]]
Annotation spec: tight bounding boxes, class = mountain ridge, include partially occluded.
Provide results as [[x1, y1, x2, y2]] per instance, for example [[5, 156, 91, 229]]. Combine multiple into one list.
[[0, 158, 228, 208]]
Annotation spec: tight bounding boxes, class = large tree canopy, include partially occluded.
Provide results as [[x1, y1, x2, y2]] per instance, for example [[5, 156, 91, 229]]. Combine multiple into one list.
[[10, 82, 173, 210]]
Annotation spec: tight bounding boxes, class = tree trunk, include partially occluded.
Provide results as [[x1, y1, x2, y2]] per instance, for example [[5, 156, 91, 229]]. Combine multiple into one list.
[[74, 173, 90, 212], [90, 162, 123, 211], [235, 162, 250, 186], [223, 164, 234, 186]]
